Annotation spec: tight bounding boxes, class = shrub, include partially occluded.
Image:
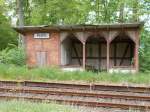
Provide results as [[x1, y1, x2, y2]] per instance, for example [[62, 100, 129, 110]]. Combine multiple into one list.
[[139, 29, 150, 72], [0, 45, 26, 66]]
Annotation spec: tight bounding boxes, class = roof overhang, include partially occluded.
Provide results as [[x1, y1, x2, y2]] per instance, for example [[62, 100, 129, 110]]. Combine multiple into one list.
[[13, 22, 144, 35]]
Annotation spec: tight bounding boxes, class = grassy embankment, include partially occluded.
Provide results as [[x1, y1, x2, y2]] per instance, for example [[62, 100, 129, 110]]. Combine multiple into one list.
[[0, 64, 150, 85], [0, 100, 79, 112]]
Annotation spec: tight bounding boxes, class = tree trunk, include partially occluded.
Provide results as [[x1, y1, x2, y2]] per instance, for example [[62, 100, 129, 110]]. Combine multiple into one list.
[[132, 0, 139, 22], [119, 2, 124, 23], [17, 0, 24, 47], [95, 0, 101, 23]]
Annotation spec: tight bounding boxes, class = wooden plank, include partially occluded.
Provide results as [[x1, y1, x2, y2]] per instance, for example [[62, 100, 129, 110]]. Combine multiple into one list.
[[36, 52, 41, 66], [130, 43, 134, 65], [134, 31, 140, 72], [107, 41, 110, 72], [119, 44, 130, 66], [114, 43, 117, 66], [72, 40, 133, 44], [36, 51, 47, 67], [41, 52, 46, 66], [83, 43, 86, 70], [98, 43, 101, 70], [72, 43, 81, 65], [72, 57, 131, 59]]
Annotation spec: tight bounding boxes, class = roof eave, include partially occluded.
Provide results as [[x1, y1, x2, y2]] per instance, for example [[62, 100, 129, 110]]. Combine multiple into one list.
[[13, 22, 144, 35]]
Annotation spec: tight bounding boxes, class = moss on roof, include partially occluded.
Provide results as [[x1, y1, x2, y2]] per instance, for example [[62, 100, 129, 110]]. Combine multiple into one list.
[[13, 22, 144, 34]]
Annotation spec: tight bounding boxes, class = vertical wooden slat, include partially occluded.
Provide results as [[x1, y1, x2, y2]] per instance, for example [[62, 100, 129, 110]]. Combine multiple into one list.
[[106, 41, 110, 72], [98, 43, 101, 70], [120, 44, 130, 66], [36, 51, 47, 67], [83, 42, 86, 70], [36, 52, 41, 66], [41, 52, 46, 66], [114, 43, 117, 66], [72, 43, 81, 65], [130, 43, 133, 65]]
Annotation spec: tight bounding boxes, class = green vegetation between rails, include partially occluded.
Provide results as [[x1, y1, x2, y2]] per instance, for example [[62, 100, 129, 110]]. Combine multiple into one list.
[[0, 100, 144, 112], [0, 100, 79, 112], [0, 64, 149, 85]]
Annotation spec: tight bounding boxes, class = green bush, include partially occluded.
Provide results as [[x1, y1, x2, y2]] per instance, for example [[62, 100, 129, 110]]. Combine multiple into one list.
[[0, 45, 26, 66], [139, 29, 150, 72]]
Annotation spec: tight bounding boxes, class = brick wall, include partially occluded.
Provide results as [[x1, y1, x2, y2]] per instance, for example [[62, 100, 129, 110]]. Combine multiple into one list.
[[25, 31, 60, 67]]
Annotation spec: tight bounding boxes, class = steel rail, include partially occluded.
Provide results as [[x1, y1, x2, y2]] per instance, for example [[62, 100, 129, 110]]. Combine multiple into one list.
[[0, 95, 149, 110], [0, 87, 149, 101], [0, 80, 149, 110], [0, 80, 150, 93]]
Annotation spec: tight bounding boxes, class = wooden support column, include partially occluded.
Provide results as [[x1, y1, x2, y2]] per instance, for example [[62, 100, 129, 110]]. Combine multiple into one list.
[[75, 32, 88, 70], [83, 42, 86, 70], [103, 31, 118, 72], [133, 31, 139, 73], [106, 40, 110, 72], [134, 42, 139, 72]]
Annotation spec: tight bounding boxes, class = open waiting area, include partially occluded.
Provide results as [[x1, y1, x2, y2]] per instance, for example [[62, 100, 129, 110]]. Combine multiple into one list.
[[14, 23, 143, 73]]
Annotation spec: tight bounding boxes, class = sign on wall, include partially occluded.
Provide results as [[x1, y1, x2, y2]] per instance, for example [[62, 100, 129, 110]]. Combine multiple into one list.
[[34, 33, 49, 39]]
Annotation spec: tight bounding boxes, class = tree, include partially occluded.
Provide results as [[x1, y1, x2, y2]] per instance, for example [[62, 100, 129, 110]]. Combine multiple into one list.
[[17, 0, 25, 46], [0, 0, 17, 50], [17, 0, 24, 26], [118, 1, 125, 22], [139, 29, 150, 72], [29, 0, 90, 25]]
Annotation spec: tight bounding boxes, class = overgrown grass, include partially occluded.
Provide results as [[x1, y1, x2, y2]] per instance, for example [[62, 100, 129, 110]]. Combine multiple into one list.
[[0, 100, 143, 112], [0, 100, 79, 112], [0, 64, 150, 85]]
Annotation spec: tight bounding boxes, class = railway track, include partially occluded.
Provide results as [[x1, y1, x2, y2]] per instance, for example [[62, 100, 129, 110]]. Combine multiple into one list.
[[0, 80, 150, 93], [0, 80, 149, 111]]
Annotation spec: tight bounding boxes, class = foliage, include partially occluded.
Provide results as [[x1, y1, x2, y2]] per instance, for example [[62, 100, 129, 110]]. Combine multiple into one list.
[[139, 29, 150, 72], [6, 0, 150, 25], [29, 0, 90, 25], [0, 0, 150, 72], [0, 0, 17, 50], [0, 100, 79, 112], [0, 64, 150, 84], [0, 45, 26, 66]]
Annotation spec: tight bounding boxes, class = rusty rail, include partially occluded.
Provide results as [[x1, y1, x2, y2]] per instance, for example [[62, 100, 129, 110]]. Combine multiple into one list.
[[0, 80, 150, 93], [0, 95, 149, 110], [0, 87, 149, 101], [0, 80, 149, 110]]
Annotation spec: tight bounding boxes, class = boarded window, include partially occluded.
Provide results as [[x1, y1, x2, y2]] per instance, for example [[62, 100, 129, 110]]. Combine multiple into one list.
[[34, 33, 49, 39], [36, 51, 47, 67]]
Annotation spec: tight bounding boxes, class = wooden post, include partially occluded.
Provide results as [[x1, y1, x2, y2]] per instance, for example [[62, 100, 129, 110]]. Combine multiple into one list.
[[83, 42, 86, 70], [134, 31, 139, 73], [106, 40, 110, 72], [134, 43, 139, 72], [74, 32, 88, 70]]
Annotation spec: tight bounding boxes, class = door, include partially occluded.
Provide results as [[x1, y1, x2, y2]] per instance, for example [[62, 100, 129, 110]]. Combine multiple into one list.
[[36, 51, 47, 67]]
